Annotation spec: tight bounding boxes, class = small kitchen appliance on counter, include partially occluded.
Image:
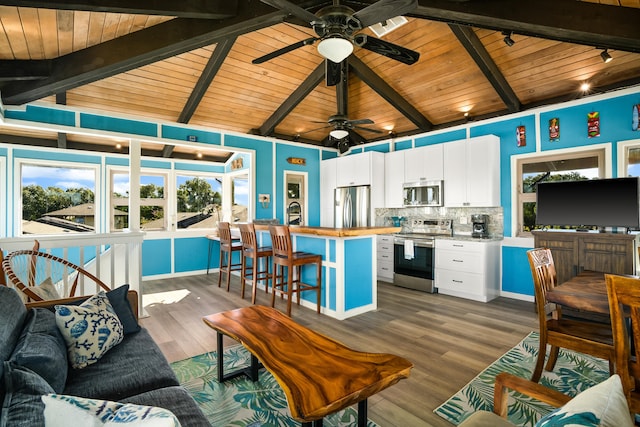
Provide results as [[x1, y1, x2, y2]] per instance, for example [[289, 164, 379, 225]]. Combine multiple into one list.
[[471, 214, 490, 238]]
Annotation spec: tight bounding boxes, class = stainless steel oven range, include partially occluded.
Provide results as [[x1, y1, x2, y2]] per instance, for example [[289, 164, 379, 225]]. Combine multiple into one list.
[[393, 219, 452, 293]]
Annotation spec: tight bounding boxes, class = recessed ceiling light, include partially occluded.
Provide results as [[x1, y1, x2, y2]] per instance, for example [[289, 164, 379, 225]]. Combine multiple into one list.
[[580, 82, 590, 92], [196, 152, 203, 159]]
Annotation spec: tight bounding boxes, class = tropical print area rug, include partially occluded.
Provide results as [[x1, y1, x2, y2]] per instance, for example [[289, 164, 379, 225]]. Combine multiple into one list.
[[171, 345, 379, 427], [434, 331, 610, 427]]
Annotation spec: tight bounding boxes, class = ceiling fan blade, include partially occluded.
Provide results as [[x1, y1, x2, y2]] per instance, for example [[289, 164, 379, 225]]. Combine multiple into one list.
[[354, 34, 419, 65], [298, 124, 331, 135], [252, 37, 318, 64], [348, 118, 374, 126], [259, 0, 319, 24], [349, 0, 417, 29], [353, 125, 384, 134]]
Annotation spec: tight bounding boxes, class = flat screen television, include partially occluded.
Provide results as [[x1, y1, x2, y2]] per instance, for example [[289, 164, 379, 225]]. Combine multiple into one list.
[[535, 177, 640, 229]]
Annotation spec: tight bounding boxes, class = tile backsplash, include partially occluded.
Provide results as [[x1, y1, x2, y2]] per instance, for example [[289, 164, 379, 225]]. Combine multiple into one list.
[[375, 206, 504, 238]]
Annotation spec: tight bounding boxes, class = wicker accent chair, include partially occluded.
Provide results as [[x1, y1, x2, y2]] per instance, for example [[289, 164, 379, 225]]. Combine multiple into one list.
[[2, 248, 110, 302]]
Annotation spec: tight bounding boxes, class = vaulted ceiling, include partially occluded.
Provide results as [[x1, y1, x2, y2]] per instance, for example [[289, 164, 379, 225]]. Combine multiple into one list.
[[0, 0, 639, 157]]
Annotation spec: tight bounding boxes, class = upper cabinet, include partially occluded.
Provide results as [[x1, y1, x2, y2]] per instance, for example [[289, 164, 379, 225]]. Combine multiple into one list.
[[444, 135, 500, 207], [404, 144, 443, 183], [320, 157, 338, 227], [336, 151, 384, 188], [384, 150, 405, 208]]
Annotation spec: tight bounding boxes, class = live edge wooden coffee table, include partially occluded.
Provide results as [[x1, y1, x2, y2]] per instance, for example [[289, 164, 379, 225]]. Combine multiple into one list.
[[202, 305, 413, 427]]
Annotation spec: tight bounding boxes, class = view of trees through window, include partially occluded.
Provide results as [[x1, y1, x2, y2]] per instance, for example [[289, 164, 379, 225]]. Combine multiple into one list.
[[176, 175, 222, 229], [21, 164, 96, 234]]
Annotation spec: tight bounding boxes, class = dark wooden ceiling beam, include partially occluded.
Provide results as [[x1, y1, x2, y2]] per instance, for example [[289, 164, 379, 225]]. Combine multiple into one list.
[[0, 1, 238, 19], [348, 55, 432, 131], [448, 23, 520, 112], [0, 60, 51, 81], [412, 0, 640, 53], [0, 1, 291, 105], [161, 37, 237, 157], [253, 63, 326, 136]]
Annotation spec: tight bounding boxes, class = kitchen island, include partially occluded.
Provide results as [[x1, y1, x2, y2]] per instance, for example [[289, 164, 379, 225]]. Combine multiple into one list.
[[254, 225, 400, 319]]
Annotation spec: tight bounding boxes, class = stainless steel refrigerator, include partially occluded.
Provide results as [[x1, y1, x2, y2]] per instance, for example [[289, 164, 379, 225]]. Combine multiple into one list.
[[334, 185, 370, 228]]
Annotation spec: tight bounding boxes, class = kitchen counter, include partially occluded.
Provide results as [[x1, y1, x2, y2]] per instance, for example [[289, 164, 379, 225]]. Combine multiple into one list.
[[253, 225, 401, 237]]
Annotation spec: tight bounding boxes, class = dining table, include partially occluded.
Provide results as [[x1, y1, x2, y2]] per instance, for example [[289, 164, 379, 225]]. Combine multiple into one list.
[[546, 270, 609, 315]]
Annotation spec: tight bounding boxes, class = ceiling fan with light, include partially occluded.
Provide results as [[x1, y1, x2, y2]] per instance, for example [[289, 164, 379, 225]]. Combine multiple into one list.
[[252, 0, 421, 65]]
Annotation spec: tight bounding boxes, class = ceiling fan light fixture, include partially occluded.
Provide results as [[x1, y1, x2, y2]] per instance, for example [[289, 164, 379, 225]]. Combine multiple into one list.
[[330, 129, 349, 139], [317, 37, 353, 63]]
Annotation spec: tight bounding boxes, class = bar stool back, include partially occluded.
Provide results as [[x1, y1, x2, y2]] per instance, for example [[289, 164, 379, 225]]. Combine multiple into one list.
[[269, 225, 322, 316], [217, 222, 243, 291], [239, 223, 273, 304]]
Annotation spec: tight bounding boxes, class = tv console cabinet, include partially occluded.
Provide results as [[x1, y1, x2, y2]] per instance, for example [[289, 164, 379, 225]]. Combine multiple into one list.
[[532, 230, 639, 321], [532, 231, 638, 284]]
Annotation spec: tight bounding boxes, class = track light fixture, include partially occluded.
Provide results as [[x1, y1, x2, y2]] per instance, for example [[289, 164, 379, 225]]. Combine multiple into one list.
[[502, 31, 515, 47], [600, 49, 612, 63]]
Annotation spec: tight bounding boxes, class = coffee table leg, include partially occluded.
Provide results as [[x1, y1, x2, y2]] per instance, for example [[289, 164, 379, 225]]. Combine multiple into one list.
[[217, 331, 225, 383], [358, 400, 367, 427]]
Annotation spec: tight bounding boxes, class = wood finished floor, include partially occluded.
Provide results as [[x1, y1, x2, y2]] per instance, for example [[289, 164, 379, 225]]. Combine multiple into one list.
[[140, 273, 538, 427]]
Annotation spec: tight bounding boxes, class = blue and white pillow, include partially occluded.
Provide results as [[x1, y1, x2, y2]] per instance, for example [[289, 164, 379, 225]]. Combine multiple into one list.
[[42, 394, 181, 426], [54, 291, 124, 369], [535, 374, 633, 427]]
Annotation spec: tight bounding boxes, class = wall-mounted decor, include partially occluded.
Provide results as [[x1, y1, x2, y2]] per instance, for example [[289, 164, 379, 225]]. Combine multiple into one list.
[[231, 158, 243, 170], [549, 118, 560, 141], [633, 104, 639, 131], [286, 157, 306, 165], [587, 111, 600, 138], [516, 125, 526, 147]]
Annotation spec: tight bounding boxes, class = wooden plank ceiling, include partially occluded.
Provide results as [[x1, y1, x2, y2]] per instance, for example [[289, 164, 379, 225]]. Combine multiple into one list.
[[0, 0, 639, 156]]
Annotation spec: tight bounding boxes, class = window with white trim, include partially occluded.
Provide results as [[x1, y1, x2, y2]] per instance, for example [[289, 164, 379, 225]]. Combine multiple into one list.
[[20, 162, 97, 235], [110, 170, 167, 231], [516, 149, 605, 236], [175, 173, 222, 229]]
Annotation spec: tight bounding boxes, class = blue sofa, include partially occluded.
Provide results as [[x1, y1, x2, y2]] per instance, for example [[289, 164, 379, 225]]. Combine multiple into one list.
[[0, 285, 210, 426]]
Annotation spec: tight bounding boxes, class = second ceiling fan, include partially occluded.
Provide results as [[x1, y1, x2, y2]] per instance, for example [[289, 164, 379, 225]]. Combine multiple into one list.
[[253, 0, 421, 65]]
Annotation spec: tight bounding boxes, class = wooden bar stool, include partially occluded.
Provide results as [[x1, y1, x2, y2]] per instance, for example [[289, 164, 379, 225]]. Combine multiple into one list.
[[239, 223, 273, 304], [217, 222, 243, 291], [268, 224, 322, 316]]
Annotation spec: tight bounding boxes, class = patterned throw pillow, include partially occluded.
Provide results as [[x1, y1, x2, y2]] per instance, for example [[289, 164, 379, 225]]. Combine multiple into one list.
[[54, 291, 124, 369], [535, 374, 633, 427], [42, 394, 182, 427]]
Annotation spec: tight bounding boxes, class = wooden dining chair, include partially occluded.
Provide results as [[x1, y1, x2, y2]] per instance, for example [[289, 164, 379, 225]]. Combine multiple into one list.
[[269, 224, 322, 316], [605, 273, 640, 415], [527, 248, 614, 382], [217, 222, 243, 291], [239, 223, 272, 304]]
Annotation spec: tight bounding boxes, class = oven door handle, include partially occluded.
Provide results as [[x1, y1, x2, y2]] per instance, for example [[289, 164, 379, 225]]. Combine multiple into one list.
[[394, 240, 434, 248]]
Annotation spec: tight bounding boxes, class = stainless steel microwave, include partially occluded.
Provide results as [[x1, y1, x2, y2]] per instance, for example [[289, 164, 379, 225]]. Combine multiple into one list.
[[403, 181, 443, 207]]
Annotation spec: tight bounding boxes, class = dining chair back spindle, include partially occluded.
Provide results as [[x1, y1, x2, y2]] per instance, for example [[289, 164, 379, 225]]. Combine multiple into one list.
[[605, 273, 640, 415], [239, 223, 273, 304], [217, 222, 243, 291], [527, 248, 614, 382], [269, 225, 322, 317]]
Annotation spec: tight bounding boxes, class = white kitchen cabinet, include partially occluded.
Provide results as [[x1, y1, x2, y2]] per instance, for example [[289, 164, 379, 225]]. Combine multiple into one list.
[[376, 234, 394, 282], [384, 150, 405, 208], [336, 152, 375, 187], [404, 144, 443, 183], [434, 238, 500, 302], [443, 135, 500, 207], [320, 157, 338, 227]]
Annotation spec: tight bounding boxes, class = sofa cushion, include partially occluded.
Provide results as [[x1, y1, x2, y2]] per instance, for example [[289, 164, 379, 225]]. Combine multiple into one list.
[[63, 328, 180, 401], [66, 285, 140, 335], [9, 308, 68, 392], [55, 291, 124, 369], [0, 286, 28, 406], [42, 394, 182, 427], [0, 361, 54, 427], [535, 374, 633, 427], [122, 386, 210, 427], [29, 277, 61, 301]]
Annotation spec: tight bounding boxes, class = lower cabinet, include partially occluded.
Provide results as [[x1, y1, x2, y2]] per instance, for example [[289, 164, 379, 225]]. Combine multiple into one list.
[[377, 234, 394, 283], [435, 238, 500, 302]]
